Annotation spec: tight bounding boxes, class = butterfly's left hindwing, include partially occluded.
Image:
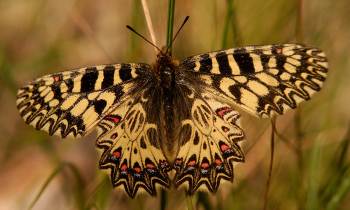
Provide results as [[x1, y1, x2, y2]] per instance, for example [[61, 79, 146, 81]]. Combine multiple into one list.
[[16, 63, 151, 138]]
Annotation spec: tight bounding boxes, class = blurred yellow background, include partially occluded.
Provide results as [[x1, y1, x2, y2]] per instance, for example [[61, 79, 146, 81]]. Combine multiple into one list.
[[0, 0, 349, 209]]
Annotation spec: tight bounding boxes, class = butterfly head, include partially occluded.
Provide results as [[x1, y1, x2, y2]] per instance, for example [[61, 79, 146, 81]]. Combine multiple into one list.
[[156, 47, 172, 61], [153, 47, 179, 84], [155, 47, 179, 68]]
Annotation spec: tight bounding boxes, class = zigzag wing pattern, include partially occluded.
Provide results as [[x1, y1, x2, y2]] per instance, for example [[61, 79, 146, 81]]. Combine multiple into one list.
[[173, 85, 245, 194], [96, 89, 171, 198], [16, 63, 152, 138], [181, 44, 328, 118]]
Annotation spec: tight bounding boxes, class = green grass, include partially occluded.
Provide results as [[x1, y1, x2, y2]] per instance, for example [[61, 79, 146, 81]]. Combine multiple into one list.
[[0, 0, 349, 209]]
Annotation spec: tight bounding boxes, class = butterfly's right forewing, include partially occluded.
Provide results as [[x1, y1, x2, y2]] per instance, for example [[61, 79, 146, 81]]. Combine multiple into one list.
[[16, 63, 152, 138], [180, 44, 328, 118]]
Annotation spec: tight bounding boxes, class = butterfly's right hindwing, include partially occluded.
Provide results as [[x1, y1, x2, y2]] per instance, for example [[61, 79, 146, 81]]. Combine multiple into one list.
[[96, 86, 171, 198], [173, 84, 245, 194], [16, 63, 152, 138]]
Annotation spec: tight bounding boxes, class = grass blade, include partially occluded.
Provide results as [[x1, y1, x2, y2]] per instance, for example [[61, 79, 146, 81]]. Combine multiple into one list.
[[222, 0, 233, 49], [185, 193, 193, 210], [306, 135, 323, 210], [28, 162, 86, 210], [262, 117, 276, 210], [166, 0, 176, 52], [326, 166, 350, 210], [28, 163, 65, 209]]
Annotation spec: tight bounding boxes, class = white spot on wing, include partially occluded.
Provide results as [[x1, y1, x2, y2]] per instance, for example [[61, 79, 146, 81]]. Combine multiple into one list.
[[200, 75, 212, 86], [61, 95, 80, 110], [280, 72, 291, 81], [286, 58, 301, 67], [240, 88, 259, 113], [228, 55, 240, 75], [268, 57, 277, 68], [88, 92, 100, 100], [234, 76, 247, 83], [211, 57, 220, 74], [72, 75, 83, 92], [282, 47, 294, 56], [49, 99, 59, 107], [114, 64, 122, 84], [131, 68, 138, 78], [269, 68, 279, 75], [247, 80, 269, 96], [40, 87, 51, 97], [81, 106, 100, 127], [194, 61, 200, 71], [284, 63, 297, 74], [94, 70, 104, 90], [60, 83, 68, 93], [44, 92, 54, 103], [96, 92, 116, 114], [219, 78, 236, 99], [255, 73, 279, 87], [252, 54, 263, 72], [71, 98, 89, 116]]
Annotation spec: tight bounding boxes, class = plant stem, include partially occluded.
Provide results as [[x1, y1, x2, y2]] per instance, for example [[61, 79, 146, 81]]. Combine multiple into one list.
[[166, 0, 176, 52], [186, 193, 194, 210], [263, 117, 276, 210]]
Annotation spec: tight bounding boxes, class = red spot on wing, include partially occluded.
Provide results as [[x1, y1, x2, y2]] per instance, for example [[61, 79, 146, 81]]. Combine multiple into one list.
[[146, 164, 155, 169], [215, 159, 222, 165], [111, 134, 117, 139], [54, 76, 60, 82], [201, 163, 209, 168], [175, 159, 182, 164], [134, 167, 141, 173], [220, 144, 229, 152], [105, 116, 120, 124], [188, 160, 196, 167], [222, 126, 229, 132], [276, 48, 282, 54], [113, 151, 120, 158], [121, 165, 127, 171], [217, 108, 233, 117]]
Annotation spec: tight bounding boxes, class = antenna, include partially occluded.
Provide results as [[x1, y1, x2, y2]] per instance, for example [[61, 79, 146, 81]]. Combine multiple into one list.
[[126, 25, 162, 53], [166, 16, 189, 53]]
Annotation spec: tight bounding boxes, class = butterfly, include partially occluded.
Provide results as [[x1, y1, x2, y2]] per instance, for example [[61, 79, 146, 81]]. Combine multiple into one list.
[[16, 37, 328, 197]]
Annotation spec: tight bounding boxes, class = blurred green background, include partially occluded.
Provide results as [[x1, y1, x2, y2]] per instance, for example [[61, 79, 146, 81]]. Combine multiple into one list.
[[1, 0, 349, 209]]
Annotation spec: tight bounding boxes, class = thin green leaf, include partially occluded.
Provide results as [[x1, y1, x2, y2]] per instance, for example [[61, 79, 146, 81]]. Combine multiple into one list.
[[28, 163, 66, 210], [320, 122, 350, 204], [185, 193, 193, 210], [326, 166, 350, 210], [306, 135, 324, 210], [28, 162, 86, 210], [166, 0, 176, 52], [222, 0, 233, 49], [196, 191, 212, 210]]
